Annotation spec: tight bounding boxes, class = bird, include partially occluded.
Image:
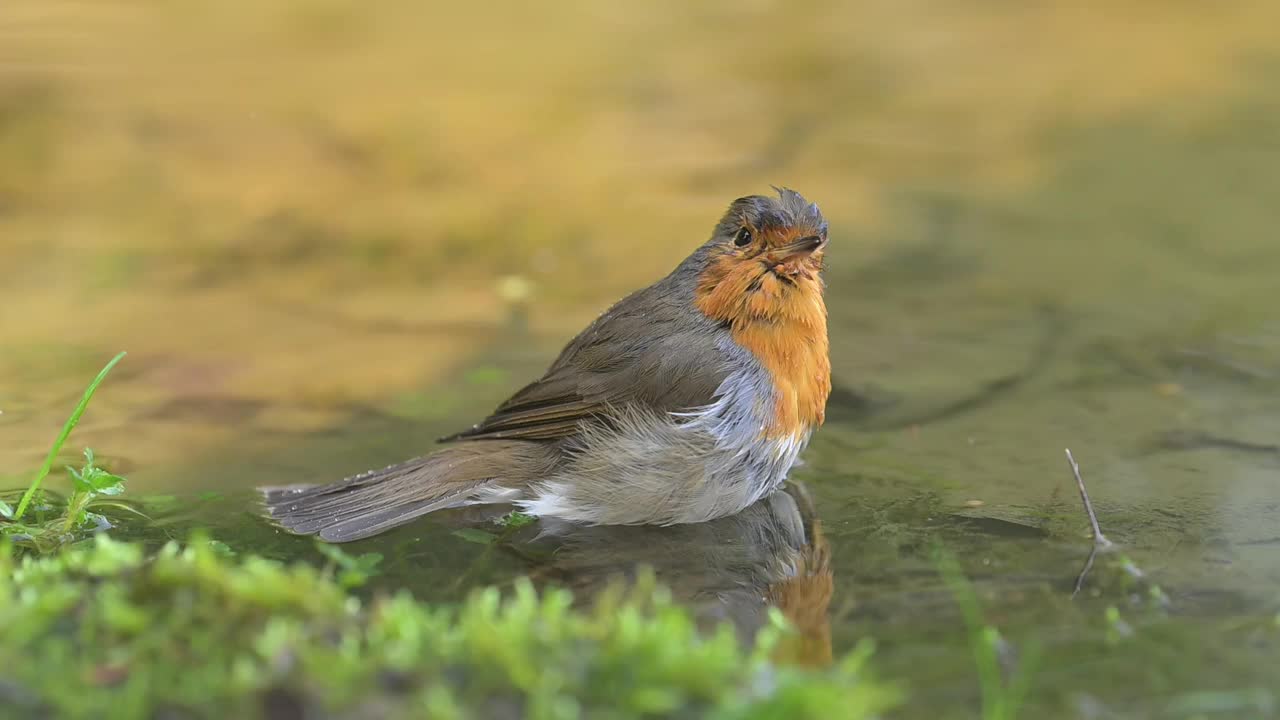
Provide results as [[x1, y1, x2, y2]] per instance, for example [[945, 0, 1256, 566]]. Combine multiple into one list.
[[263, 187, 831, 542]]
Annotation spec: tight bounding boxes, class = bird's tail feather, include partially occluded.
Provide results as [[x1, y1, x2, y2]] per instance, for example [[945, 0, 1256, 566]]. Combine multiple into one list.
[[261, 441, 556, 542]]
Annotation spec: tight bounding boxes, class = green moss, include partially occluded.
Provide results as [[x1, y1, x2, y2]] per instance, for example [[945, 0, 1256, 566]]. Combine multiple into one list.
[[0, 536, 897, 719]]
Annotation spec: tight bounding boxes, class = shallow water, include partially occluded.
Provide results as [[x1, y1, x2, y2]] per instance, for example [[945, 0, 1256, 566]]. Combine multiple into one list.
[[3, 1, 1280, 717]]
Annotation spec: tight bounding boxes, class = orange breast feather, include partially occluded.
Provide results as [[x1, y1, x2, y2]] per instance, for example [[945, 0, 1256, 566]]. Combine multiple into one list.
[[695, 254, 830, 438]]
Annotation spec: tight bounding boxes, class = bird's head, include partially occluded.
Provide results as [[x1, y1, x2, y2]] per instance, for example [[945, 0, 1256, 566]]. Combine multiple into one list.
[[693, 187, 828, 328]]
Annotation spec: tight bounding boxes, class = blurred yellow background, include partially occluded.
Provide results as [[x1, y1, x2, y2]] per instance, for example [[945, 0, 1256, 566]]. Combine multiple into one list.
[[3, 0, 1280, 489]]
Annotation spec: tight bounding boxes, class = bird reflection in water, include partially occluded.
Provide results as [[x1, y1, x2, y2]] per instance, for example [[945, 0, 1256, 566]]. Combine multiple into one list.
[[511, 482, 832, 668]]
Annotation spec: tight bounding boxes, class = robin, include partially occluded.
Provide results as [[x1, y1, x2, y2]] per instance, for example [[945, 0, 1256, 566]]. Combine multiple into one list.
[[264, 187, 830, 542]]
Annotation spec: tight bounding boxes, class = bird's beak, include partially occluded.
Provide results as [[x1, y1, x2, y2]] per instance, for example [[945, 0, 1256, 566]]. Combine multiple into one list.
[[772, 234, 827, 259]]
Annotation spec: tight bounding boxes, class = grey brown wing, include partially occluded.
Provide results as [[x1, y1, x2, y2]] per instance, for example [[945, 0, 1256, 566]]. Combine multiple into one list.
[[441, 285, 728, 442]]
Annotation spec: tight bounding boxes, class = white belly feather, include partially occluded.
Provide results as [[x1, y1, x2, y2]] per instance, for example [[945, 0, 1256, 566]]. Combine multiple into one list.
[[517, 364, 808, 526]]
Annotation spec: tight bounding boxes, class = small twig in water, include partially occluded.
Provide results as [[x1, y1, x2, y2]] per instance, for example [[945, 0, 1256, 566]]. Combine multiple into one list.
[[1063, 450, 1168, 607], [1064, 449, 1113, 550], [1065, 449, 1113, 598], [1072, 546, 1099, 599]]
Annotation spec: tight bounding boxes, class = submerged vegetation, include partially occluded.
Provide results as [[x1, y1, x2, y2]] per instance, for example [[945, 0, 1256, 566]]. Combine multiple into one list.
[[0, 536, 898, 719], [937, 551, 1037, 720]]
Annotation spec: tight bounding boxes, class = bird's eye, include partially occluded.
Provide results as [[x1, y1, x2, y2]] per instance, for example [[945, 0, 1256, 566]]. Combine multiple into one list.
[[733, 227, 753, 247]]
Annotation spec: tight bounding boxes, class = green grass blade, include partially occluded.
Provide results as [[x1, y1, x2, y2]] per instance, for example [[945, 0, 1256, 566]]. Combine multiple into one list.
[[12, 352, 127, 521], [936, 549, 1013, 720]]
